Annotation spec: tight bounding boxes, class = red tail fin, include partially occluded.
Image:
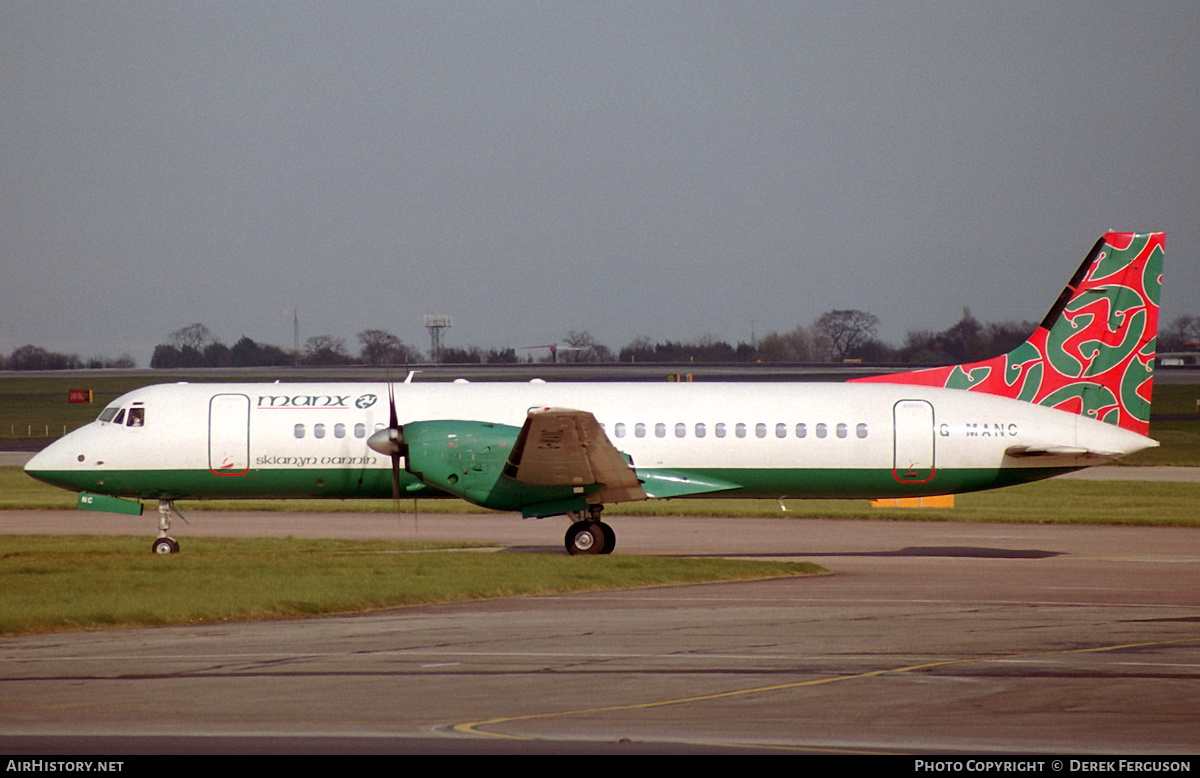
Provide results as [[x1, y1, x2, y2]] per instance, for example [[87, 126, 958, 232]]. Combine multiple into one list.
[[851, 232, 1163, 436]]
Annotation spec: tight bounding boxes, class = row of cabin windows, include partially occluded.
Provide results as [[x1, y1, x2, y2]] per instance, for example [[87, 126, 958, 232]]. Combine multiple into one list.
[[294, 422, 372, 439], [608, 421, 868, 440], [291, 421, 868, 441]]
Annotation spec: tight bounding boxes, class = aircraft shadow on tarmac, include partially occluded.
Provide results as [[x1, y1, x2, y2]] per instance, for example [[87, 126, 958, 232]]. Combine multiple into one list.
[[692, 546, 1063, 560]]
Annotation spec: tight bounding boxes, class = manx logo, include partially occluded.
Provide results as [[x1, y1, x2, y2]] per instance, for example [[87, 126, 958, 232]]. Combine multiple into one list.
[[256, 393, 378, 409]]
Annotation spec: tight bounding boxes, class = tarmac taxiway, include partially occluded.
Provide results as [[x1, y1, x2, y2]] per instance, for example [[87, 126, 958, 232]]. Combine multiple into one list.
[[1, 509, 1198, 754]]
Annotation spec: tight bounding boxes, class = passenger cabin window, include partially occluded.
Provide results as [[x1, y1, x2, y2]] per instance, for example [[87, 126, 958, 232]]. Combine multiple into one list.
[[583, 417, 868, 445], [294, 424, 305, 439], [335, 423, 346, 439], [355, 423, 366, 439], [314, 423, 325, 439]]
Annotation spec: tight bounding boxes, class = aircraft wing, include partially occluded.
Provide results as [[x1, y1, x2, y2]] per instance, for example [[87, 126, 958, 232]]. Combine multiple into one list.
[[504, 408, 647, 504]]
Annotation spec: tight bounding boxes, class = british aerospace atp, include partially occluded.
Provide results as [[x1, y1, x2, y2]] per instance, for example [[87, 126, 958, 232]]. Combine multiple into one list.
[[25, 232, 1163, 555]]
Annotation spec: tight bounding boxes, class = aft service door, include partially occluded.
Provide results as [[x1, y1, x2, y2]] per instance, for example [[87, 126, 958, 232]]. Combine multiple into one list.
[[209, 393, 250, 476], [893, 399, 935, 484]]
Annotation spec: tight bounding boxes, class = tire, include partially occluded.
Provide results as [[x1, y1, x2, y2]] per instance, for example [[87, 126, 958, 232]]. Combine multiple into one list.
[[152, 537, 179, 555], [598, 521, 616, 555], [565, 522, 603, 555]]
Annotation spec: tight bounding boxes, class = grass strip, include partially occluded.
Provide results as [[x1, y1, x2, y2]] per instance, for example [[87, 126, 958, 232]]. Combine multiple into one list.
[[5, 467, 1200, 526], [0, 535, 823, 635], [609, 479, 1200, 526]]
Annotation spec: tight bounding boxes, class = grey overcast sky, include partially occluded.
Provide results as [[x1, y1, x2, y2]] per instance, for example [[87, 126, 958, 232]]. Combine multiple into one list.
[[3, 2, 1198, 365]]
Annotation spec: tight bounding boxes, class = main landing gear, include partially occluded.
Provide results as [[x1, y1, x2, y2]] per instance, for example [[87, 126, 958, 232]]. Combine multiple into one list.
[[564, 507, 616, 556], [152, 499, 181, 555]]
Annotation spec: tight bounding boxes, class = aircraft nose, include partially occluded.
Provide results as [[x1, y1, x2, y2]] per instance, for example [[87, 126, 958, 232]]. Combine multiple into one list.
[[23, 435, 84, 490]]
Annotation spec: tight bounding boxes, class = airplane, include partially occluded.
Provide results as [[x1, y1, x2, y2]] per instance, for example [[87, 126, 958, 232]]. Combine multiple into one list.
[[24, 232, 1163, 556]]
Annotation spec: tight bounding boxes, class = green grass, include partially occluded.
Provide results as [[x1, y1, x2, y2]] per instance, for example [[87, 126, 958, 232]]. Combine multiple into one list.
[[0, 535, 822, 635], [1, 465, 80, 509], [602, 480, 1200, 526], [1143, 382, 1200, 415], [1121, 384, 1200, 465], [7, 466, 1200, 526], [7, 371, 1191, 639], [0, 374, 225, 440], [1120, 420, 1200, 466]]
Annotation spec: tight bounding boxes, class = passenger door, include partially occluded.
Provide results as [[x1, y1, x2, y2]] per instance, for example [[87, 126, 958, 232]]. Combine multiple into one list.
[[893, 399, 935, 483], [209, 394, 250, 475]]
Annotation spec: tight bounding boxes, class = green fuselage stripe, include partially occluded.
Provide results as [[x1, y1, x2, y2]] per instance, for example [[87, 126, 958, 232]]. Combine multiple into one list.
[[28, 465, 1074, 503]]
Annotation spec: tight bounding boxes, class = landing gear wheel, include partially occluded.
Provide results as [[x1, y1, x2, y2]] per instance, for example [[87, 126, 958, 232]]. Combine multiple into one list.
[[598, 521, 616, 555], [565, 521, 616, 556], [565, 521, 603, 556], [153, 500, 183, 555], [151, 537, 179, 555]]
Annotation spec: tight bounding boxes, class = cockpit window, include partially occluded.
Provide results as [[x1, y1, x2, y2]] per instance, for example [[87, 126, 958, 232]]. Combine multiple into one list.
[[98, 407, 120, 423], [127, 407, 145, 427], [112, 409, 126, 425]]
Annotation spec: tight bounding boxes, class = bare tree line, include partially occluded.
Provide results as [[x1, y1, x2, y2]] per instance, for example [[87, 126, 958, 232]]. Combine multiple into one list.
[[0, 345, 135, 371], [7, 310, 1197, 372], [144, 309, 1195, 369]]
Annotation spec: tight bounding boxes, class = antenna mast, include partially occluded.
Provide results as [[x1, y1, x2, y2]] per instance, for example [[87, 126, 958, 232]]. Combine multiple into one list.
[[423, 314, 452, 364]]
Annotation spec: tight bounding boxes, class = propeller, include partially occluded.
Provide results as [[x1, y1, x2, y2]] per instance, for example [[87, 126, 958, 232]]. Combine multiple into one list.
[[367, 380, 404, 502]]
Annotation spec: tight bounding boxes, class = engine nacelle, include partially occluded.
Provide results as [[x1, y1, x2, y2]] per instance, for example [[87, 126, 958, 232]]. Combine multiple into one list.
[[403, 420, 601, 515]]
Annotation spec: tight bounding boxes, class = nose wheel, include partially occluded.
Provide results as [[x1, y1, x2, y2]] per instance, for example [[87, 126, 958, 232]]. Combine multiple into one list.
[[152, 536, 179, 555], [152, 499, 181, 554]]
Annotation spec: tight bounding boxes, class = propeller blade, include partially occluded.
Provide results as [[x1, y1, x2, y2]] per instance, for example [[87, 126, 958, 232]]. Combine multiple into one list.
[[387, 381, 400, 502], [391, 449, 401, 503], [366, 381, 404, 502]]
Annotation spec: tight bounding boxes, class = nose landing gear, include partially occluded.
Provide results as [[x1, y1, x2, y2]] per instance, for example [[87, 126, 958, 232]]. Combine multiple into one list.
[[152, 499, 181, 554], [152, 536, 179, 555]]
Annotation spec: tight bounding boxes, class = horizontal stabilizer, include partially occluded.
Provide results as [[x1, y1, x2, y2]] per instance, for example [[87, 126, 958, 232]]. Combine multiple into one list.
[[1004, 444, 1124, 460]]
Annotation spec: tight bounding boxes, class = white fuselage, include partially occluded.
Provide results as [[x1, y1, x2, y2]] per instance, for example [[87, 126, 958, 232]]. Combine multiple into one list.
[[25, 380, 1156, 503]]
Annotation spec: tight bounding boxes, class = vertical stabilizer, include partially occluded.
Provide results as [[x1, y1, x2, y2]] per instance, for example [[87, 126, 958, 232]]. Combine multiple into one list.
[[851, 232, 1163, 436]]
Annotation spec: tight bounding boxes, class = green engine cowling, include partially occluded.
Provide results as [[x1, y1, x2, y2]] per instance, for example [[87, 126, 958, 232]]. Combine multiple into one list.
[[402, 420, 603, 516]]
